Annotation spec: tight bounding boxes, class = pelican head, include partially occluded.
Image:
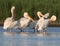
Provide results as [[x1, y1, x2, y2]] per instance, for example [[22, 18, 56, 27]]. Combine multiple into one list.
[[50, 15, 56, 21], [37, 11, 42, 16], [37, 11, 41, 16], [23, 12, 29, 18], [11, 6, 15, 13]]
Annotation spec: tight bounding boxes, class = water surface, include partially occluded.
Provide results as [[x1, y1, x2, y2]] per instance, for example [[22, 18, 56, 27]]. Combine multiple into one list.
[[0, 26, 60, 46]]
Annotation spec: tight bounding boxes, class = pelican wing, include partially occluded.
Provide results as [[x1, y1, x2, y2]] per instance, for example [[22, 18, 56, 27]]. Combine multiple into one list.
[[43, 13, 49, 18], [35, 17, 44, 30], [11, 21, 19, 29], [3, 17, 13, 29], [43, 19, 50, 29], [19, 17, 30, 29]]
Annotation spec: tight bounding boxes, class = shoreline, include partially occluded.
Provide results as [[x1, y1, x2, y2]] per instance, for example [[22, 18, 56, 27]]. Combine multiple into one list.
[[0, 22, 60, 27], [48, 22, 60, 27]]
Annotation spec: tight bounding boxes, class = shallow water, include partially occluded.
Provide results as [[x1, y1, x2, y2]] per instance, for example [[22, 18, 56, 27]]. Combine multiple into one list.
[[0, 26, 60, 46]]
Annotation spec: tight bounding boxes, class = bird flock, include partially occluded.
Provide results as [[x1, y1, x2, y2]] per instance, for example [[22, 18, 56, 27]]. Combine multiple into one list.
[[3, 6, 57, 34]]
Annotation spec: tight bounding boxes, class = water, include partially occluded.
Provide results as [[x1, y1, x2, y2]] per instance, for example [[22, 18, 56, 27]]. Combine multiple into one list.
[[0, 26, 60, 46]]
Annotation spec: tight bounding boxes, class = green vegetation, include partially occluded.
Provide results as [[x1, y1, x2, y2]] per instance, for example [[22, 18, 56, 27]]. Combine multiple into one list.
[[0, 0, 60, 23]]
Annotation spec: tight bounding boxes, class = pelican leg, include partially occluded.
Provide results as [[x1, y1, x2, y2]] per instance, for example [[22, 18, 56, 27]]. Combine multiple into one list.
[[34, 28, 36, 32], [41, 30, 46, 35], [35, 25, 39, 32], [37, 30, 39, 32], [43, 30, 46, 33], [34, 28, 38, 32], [18, 28, 23, 32], [10, 29, 12, 32], [20, 29, 23, 32], [45, 30, 46, 32], [44, 30, 46, 34], [21, 29, 24, 32], [37, 30, 38, 32]]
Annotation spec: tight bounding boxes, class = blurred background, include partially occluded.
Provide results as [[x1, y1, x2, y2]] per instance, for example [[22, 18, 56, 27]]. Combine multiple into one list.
[[0, 0, 60, 26]]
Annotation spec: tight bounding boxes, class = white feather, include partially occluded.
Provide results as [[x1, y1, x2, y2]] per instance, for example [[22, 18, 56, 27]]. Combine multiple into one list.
[[18, 17, 30, 30], [43, 13, 49, 18]]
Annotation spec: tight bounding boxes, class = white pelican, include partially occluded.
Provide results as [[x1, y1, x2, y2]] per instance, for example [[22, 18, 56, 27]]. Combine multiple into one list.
[[42, 15, 56, 32], [3, 6, 18, 32], [18, 12, 34, 32], [36, 11, 56, 33], [34, 11, 50, 32], [29, 11, 49, 31], [29, 12, 43, 30], [35, 15, 56, 33]]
